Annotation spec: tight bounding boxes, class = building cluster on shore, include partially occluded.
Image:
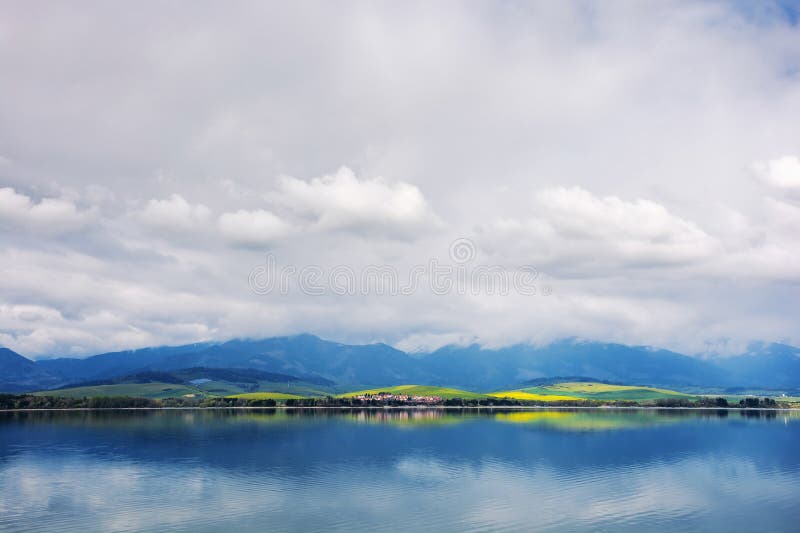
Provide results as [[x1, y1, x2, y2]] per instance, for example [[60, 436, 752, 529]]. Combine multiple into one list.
[[353, 392, 443, 404]]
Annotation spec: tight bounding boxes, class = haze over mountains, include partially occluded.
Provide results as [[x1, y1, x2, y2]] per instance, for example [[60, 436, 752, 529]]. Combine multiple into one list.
[[2, 335, 800, 393]]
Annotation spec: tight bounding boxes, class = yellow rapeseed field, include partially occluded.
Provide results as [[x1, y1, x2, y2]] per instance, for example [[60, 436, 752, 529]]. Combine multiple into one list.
[[489, 391, 580, 401]]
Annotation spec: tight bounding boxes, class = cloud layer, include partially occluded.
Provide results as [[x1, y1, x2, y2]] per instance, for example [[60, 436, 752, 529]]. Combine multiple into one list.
[[1, 1, 799, 357]]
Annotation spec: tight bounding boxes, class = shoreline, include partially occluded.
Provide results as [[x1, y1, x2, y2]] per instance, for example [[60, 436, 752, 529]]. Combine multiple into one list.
[[2, 405, 799, 413]]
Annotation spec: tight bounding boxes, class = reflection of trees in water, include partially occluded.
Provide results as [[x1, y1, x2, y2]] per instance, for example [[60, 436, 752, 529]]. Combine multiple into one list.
[[345, 408, 472, 427], [2, 407, 796, 433]]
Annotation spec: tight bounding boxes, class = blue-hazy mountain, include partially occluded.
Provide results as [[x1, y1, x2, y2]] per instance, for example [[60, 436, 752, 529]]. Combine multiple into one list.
[[416, 340, 727, 390], [0, 347, 61, 392], [3, 334, 800, 393], [35, 335, 422, 387], [36, 342, 217, 382], [713, 343, 800, 389]]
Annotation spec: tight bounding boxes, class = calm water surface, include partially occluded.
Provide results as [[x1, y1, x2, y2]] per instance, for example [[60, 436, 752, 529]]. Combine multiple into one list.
[[1, 408, 799, 532]]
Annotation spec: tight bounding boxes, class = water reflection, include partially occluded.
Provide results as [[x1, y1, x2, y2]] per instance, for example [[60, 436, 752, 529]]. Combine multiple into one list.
[[1, 409, 799, 532], [2, 406, 794, 430]]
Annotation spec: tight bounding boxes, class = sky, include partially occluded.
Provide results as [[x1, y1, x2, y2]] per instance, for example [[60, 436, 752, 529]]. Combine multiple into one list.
[[1, 1, 799, 358]]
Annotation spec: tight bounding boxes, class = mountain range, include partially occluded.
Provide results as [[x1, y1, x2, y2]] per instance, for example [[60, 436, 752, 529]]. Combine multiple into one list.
[[1, 334, 800, 393]]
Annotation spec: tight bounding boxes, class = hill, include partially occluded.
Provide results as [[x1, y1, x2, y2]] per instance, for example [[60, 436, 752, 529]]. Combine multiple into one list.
[[339, 385, 487, 400], [32, 381, 700, 404], [35, 365, 333, 399], [493, 382, 696, 402], [227, 392, 306, 400], [36, 382, 203, 400]]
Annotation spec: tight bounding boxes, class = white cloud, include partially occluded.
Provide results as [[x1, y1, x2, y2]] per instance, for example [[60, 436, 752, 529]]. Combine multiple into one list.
[[214, 168, 439, 247], [0, 187, 96, 234], [712, 196, 800, 282], [218, 209, 293, 247], [138, 194, 211, 231], [273, 167, 440, 237], [753, 156, 800, 189], [483, 187, 718, 272]]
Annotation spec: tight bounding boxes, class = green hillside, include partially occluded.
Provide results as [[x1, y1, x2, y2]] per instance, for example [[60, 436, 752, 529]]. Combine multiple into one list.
[[338, 385, 488, 400], [34, 366, 332, 400], [35, 382, 204, 400], [227, 392, 306, 400], [188, 379, 327, 397], [494, 382, 696, 402], [35, 379, 701, 404]]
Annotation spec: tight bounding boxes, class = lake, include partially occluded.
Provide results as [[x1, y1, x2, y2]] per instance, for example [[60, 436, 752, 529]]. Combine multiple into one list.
[[1, 408, 799, 532]]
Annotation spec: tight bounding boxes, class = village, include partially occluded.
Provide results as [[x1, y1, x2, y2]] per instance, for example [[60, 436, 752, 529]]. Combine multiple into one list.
[[352, 392, 443, 405]]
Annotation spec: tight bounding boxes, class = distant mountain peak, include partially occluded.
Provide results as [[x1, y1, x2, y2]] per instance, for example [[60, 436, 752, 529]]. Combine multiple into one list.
[[3, 335, 800, 394], [0, 347, 34, 363]]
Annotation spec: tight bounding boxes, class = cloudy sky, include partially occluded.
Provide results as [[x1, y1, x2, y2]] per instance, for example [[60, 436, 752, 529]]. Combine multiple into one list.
[[1, 1, 799, 358]]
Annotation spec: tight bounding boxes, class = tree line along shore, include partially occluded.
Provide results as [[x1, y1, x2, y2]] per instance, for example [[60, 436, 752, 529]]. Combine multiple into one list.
[[0, 393, 788, 411]]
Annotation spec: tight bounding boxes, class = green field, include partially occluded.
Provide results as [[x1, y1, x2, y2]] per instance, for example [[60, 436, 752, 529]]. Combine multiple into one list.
[[33, 380, 710, 404], [35, 372, 330, 400], [190, 380, 327, 398], [338, 385, 488, 400], [35, 382, 205, 399], [493, 382, 696, 402], [227, 392, 305, 400]]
